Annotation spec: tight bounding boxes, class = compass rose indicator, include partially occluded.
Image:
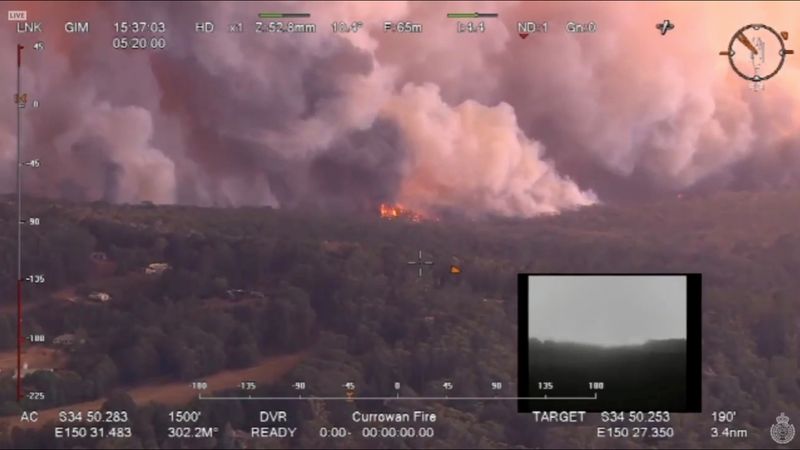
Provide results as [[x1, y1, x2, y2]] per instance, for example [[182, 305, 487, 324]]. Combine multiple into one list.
[[719, 24, 793, 84]]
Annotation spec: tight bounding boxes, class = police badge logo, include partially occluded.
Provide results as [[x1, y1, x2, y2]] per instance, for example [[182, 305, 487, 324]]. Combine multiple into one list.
[[770, 412, 796, 445]]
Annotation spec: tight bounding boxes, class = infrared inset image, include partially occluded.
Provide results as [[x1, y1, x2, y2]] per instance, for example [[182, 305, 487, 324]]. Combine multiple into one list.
[[519, 274, 700, 412]]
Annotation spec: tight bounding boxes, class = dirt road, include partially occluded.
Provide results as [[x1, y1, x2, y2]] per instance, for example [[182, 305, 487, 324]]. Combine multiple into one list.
[[0, 352, 305, 430]]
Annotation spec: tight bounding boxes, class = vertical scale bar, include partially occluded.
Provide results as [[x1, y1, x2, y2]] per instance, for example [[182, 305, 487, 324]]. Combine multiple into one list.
[[16, 44, 23, 402], [16, 281, 21, 401]]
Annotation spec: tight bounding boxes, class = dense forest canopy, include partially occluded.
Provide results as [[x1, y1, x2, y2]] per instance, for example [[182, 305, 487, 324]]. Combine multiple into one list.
[[0, 191, 797, 448]]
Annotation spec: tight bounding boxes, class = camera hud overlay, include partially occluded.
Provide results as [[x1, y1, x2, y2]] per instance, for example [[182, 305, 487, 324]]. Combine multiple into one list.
[[0, 1, 799, 449], [518, 274, 702, 413]]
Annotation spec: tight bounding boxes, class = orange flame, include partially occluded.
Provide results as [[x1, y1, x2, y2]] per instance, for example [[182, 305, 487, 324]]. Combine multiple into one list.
[[379, 203, 425, 222]]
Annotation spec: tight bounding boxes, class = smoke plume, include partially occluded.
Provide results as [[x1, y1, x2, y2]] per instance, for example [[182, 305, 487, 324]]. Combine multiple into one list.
[[3, 1, 800, 216]]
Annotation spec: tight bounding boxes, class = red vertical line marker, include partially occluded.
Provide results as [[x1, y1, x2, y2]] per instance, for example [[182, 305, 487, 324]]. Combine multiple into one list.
[[16, 44, 24, 402], [16, 280, 22, 401]]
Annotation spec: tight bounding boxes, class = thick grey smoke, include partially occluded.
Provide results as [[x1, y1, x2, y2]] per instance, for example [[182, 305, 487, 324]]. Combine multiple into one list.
[[372, 2, 800, 201], [383, 83, 596, 216], [0, 1, 596, 216], [2, 2, 799, 215]]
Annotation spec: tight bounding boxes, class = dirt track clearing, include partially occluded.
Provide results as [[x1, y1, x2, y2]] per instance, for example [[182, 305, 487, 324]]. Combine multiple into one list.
[[0, 352, 305, 430], [0, 347, 66, 375]]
